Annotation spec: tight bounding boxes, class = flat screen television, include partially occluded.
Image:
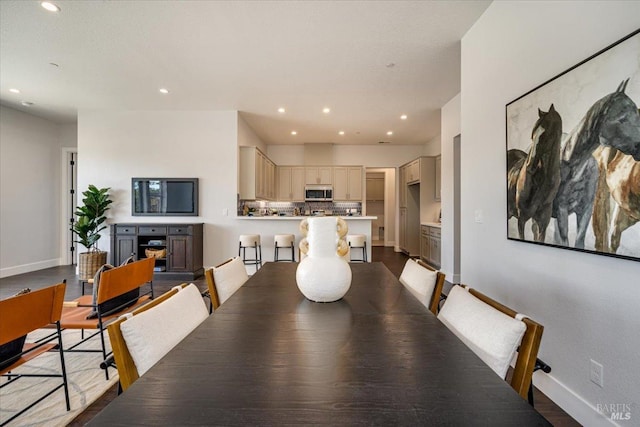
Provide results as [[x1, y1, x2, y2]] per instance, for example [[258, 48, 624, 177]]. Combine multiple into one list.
[[132, 178, 199, 216]]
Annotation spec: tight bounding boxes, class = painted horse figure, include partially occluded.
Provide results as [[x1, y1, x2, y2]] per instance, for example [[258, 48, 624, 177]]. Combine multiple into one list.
[[507, 104, 562, 242], [593, 115, 640, 254], [552, 79, 640, 249]]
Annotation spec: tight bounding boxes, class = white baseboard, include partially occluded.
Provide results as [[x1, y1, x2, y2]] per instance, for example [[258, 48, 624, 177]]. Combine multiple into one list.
[[533, 371, 620, 427], [0, 258, 62, 279]]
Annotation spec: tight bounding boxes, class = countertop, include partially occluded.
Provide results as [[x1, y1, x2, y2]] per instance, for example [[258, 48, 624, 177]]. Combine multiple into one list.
[[237, 215, 377, 220], [421, 222, 441, 228]]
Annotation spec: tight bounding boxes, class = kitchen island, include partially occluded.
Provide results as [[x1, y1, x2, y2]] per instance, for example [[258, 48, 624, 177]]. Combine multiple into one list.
[[236, 216, 377, 262]]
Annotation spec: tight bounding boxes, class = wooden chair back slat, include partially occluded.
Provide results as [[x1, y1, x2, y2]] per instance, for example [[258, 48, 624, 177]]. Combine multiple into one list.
[[0, 283, 66, 344], [465, 286, 544, 401], [107, 284, 188, 392], [97, 257, 155, 303], [415, 260, 445, 315]]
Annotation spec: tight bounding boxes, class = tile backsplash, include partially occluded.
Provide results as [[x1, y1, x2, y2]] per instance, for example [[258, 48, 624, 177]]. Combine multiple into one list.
[[239, 200, 362, 216]]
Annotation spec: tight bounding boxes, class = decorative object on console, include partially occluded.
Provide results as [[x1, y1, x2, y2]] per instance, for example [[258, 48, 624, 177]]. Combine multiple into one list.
[[71, 185, 112, 280], [296, 217, 352, 302], [506, 29, 640, 262]]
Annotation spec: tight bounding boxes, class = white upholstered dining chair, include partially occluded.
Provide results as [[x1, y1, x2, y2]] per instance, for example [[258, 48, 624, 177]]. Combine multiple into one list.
[[398, 258, 445, 315], [437, 285, 544, 402], [203, 257, 249, 313]]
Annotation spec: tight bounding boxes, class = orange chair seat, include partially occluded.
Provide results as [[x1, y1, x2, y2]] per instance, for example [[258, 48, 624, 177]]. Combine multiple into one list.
[[0, 342, 57, 375], [59, 295, 151, 329]]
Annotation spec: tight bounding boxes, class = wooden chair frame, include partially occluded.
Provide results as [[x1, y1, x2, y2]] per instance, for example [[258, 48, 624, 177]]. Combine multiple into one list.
[[0, 283, 69, 426], [202, 258, 234, 314], [415, 259, 446, 315], [461, 285, 544, 403], [59, 257, 155, 380], [107, 284, 189, 392]]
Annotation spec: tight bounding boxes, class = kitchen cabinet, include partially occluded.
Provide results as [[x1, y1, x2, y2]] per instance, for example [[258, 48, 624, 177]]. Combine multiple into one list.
[[366, 178, 384, 201], [305, 166, 333, 185], [420, 225, 441, 269], [239, 146, 276, 200], [406, 159, 421, 184], [420, 225, 429, 262], [435, 155, 441, 201], [110, 223, 203, 279], [399, 166, 407, 208], [399, 208, 407, 252], [429, 227, 441, 268], [277, 166, 305, 201], [333, 166, 363, 201]]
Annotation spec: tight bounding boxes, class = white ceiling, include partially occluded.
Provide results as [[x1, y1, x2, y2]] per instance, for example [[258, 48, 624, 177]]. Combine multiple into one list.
[[0, 0, 490, 145]]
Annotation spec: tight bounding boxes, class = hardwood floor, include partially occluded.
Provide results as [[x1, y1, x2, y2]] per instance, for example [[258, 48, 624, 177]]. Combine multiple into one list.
[[1, 248, 579, 426]]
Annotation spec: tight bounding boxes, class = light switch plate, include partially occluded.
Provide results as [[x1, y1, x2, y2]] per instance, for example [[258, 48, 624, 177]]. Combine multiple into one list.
[[474, 209, 483, 223]]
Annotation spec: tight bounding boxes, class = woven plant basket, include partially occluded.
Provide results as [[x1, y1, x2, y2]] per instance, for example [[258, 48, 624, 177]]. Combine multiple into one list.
[[78, 251, 108, 281], [145, 248, 166, 259]]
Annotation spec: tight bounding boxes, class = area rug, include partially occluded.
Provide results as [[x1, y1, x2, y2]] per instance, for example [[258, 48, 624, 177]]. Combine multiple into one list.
[[0, 329, 119, 426]]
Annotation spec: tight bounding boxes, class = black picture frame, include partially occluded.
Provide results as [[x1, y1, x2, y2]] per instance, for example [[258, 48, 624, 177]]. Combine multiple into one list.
[[506, 29, 640, 262]]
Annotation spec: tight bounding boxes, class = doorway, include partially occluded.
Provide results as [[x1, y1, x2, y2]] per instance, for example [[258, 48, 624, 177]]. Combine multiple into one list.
[[365, 168, 396, 248], [61, 148, 78, 266]]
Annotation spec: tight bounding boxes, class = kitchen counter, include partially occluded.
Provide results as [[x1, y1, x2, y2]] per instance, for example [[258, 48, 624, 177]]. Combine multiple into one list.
[[421, 222, 441, 228], [235, 216, 376, 262], [238, 216, 377, 220]]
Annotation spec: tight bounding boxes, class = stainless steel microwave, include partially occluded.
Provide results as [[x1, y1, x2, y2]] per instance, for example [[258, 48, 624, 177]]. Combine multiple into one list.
[[305, 185, 333, 201]]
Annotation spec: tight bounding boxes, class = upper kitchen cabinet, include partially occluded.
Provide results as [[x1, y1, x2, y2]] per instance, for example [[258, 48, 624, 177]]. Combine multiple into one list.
[[239, 146, 276, 200], [406, 159, 420, 184], [277, 166, 305, 201], [305, 166, 333, 185], [333, 166, 363, 201]]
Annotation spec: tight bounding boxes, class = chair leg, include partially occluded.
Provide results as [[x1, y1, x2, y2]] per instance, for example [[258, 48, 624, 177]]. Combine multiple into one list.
[[528, 383, 535, 406], [56, 322, 71, 411], [364, 242, 368, 262]]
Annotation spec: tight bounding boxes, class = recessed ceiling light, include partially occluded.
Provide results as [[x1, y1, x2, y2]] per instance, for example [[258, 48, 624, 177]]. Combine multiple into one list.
[[278, 107, 285, 113], [41, 2, 60, 12], [9, 88, 20, 94], [386, 63, 395, 68], [21, 101, 34, 107], [291, 131, 297, 135], [323, 107, 331, 114], [159, 88, 169, 94], [387, 131, 393, 136], [338, 131, 345, 135], [400, 114, 407, 120]]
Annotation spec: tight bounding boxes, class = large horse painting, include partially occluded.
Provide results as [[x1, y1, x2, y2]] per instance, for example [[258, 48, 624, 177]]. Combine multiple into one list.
[[506, 29, 640, 262]]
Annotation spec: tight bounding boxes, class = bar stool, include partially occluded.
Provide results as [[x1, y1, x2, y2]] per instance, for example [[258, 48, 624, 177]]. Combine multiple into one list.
[[347, 234, 367, 262], [238, 234, 262, 272], [274, 234, 296, 262]]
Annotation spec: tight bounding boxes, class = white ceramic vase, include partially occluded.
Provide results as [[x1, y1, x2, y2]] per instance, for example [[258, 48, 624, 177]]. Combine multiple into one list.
[[296, 217, 352, 302]]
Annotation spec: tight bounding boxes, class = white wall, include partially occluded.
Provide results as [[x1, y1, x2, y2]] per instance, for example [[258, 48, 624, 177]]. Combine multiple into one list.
[[78, 110, 241, 267], [422, 134, 441, 157], [0, 106, 73, 277], [461, 2, 640, 425], [238, 115, 267, 152], [268, 144, 424, 168], [441, 94, 461, 283]]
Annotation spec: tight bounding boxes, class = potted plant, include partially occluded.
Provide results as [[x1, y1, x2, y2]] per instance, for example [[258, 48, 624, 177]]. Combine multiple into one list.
[[71, 185, 113, 280]]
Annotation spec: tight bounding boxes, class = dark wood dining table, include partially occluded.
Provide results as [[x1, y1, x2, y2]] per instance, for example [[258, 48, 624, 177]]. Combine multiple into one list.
[[89, 262, 550, 426]]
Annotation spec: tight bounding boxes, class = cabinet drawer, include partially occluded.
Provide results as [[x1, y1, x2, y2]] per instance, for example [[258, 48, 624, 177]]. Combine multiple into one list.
[[169, 226, 191, 235], [421, 225, 429, 236], [116, 225, 136, 235], [138, 226, 167, 235], [429, 227, 441, 238]]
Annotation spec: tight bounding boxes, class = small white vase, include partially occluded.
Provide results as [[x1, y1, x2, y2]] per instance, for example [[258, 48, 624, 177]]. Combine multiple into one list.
[[296, 217, 352, 302]]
